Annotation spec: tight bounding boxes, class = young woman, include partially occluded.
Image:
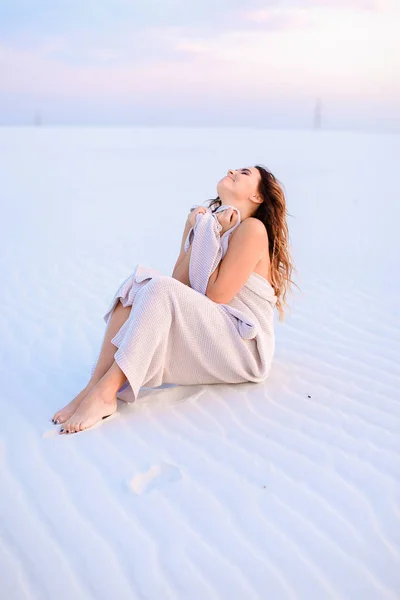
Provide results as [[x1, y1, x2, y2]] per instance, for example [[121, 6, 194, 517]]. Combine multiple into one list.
[[51, 164, 296, 434]]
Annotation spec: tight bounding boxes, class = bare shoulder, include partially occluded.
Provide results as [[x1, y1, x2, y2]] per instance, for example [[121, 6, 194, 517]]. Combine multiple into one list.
[[230, 216, 268, 242], [241, 217, 267, 233], [227, 217, 269, 269], [208, 216, 269, 303]]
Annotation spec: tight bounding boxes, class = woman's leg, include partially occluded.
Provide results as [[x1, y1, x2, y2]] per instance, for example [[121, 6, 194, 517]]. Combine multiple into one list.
[[59, 360, 127, 434], [51, 299, 132, 424], [89, 300, 132, 386]]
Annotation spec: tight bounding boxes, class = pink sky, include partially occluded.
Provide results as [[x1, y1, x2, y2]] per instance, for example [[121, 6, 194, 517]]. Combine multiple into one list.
[[0, 1, 399, 130]]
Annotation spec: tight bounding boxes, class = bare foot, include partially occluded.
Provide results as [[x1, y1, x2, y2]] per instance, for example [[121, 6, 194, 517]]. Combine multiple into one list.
[[59, 385, 117, 434], [51, 382, 97, 424]]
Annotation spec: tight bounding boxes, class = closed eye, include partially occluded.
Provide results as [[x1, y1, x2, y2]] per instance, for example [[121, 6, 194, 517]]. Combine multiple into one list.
[[234, 168, 251, 175]]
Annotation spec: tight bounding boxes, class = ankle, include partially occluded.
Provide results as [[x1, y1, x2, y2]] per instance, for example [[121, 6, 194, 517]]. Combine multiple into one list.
[[86, 378, 100, 391]]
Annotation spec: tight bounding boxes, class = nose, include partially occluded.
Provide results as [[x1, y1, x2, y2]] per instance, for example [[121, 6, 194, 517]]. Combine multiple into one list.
[[228, 169, 236, 178]]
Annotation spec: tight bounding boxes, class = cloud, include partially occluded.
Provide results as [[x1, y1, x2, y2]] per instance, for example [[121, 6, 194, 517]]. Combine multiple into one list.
[[0, 0, 391, 42], [2, 0, 394, 70], [0, 0, 398, 127]]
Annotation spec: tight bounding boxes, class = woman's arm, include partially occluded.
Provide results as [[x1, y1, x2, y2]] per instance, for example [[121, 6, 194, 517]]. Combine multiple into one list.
[[171, 242, 193, 286], [205, 262, 221, 295], [171, 218, 192, 277]]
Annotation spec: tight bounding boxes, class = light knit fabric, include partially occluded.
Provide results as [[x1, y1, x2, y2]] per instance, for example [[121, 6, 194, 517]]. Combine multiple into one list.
[[184, 204, 242, 296], [90, 205, 277, 403]]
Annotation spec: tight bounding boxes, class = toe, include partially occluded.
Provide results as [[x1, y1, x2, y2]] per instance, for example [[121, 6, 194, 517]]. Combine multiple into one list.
[[62, 420, 72, 434], [53, 413, 68, 425]]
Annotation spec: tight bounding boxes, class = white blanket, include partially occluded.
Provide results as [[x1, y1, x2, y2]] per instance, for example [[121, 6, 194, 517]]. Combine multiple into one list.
[[90, 205, 277, 403]]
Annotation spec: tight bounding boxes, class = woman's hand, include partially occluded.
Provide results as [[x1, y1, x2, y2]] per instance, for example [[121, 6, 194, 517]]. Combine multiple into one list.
[[216, 207, 239, 235], [187, 206, 208, 228]]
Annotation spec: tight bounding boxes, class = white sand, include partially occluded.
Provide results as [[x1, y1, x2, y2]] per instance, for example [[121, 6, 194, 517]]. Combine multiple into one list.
[[0, 126, 399, 599]]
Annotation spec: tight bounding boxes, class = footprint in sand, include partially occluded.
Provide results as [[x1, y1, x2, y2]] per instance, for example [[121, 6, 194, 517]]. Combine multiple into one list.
[[128, 462, 182, 495]]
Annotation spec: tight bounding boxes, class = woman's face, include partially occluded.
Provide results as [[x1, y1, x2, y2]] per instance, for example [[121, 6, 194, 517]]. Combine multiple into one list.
[[217, 167, 261, 205]]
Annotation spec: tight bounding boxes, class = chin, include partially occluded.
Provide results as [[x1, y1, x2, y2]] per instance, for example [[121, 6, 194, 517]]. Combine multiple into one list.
[[216, 182, 227, 195]]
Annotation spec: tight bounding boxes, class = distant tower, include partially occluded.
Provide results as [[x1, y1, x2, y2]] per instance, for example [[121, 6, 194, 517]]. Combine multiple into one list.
[[313, 97, 322, 130], [34, 110, 42, 126]]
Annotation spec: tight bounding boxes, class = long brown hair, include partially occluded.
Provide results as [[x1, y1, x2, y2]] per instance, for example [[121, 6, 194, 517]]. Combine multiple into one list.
[[205, 164, 298, 322]]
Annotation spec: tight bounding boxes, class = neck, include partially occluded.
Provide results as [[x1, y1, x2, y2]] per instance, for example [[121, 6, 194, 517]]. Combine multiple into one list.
[[218, 199, 257, 221]]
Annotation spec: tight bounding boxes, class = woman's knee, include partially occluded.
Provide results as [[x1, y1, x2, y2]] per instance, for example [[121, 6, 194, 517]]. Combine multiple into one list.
[[144, 275, 179, 295]]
